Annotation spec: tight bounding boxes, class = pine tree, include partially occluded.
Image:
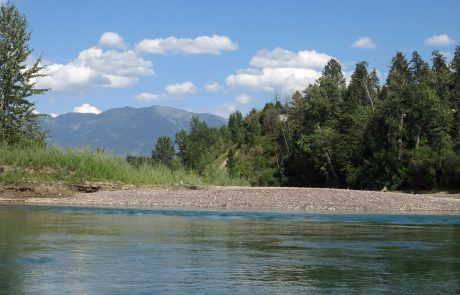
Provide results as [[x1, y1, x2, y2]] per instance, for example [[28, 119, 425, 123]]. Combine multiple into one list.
[[0, 2, 48, 145]]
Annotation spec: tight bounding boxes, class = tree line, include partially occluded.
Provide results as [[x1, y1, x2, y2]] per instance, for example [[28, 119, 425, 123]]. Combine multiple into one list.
[[149, 49, 460, 191]]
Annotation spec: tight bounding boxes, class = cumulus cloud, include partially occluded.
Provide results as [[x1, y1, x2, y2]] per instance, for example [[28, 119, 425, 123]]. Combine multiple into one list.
[[134, 92, 160, 101], [136, 35, 238, 55], [49, 113, 58, 118], [135, 81, 197, 102], [38, 46, 153, 94], [99, 32, 126, 49], [165, 81, 196, 95], [73, 103, 101, 114], [204, 82, 222, 92], [226, 48, 333, 93], [226, 66, 322, 92], [351, 37, 376, 49], [250, 48, 332, 69], [235, 94, 251, 105], [425, 34, 455, 46]]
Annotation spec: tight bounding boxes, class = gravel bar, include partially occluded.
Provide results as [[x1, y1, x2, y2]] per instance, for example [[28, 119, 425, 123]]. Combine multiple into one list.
[[1, 186, 460, 213]]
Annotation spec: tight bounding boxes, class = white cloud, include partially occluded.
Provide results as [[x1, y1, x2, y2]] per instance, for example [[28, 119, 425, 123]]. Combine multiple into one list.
[[38, 33, 153, 94], [99, 32, 126, 49], [351, 37, 376, 49], [134, 92, 160, 101], [250, 48, 333, 69], [135, 81, 197, 102], [32, 109, 40, 115], [227, 67, 322, 92], [235, 94, 251, 105], [204, 82, 222, 92], [73, 103, 101, 114], [226, 48, 333, 93], [136, 35, 238, 55], [216, 102, 237, 118], [49, 113, 58, 118], [425, 34, 455, 46], [165, 81, 196, 95]]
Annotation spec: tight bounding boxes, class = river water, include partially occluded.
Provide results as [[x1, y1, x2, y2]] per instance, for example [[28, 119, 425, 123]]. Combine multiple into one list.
[[0, 205, 459, 294]]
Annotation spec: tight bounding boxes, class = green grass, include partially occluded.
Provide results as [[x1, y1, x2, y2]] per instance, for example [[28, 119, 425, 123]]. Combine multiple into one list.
[[0, 145, 249, 187]]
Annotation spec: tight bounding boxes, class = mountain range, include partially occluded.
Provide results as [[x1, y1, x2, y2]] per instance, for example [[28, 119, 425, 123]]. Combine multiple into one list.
[[40, 105, 226, 156]]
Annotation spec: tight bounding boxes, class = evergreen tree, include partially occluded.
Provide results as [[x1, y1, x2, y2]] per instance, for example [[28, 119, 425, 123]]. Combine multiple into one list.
[[296, 59, 346, 185], [243, 109, 261, 146], [228, 111, 245, 146], [346, 62, 379, 111], [152, 136, 175, 168], [450, 46, 460, 141], [432, 50, 452, 105], [410, 51, 431, 84], [0, 2, 48, 145]]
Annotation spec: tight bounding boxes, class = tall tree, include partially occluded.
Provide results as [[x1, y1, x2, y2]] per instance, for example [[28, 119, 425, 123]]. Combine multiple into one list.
[[346, 62, 379, 111], [410, 51, 431, 84], [385, 52, 413, 161], [450, 46, 460, 140], [432, 50, 452, 105], [296, 59, 346, 185], [228, 111, 245, 146], [0, 2, 48, 145], [152, 136, 175, 168]]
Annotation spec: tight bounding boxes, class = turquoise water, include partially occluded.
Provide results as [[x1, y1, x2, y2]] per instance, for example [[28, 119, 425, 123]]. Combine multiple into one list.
[[1, 205, 459, 294]]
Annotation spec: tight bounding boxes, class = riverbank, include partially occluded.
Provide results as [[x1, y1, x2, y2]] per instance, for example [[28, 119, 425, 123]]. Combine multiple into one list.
[[1, 185, 460, 213]]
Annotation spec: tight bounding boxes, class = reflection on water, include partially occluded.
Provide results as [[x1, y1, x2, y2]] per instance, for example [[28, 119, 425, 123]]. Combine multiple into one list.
[[0, 205, 459, 294]]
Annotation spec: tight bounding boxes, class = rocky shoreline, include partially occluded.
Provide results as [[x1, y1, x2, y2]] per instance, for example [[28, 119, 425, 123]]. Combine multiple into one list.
[[1, 186, 460, 213]]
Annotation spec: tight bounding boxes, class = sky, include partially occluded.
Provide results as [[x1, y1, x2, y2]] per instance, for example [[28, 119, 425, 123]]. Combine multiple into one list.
[[5, 0, 460, 118]]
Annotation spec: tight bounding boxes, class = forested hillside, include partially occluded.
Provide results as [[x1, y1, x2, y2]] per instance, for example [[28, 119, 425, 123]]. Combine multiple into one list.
[[167, 49, 460, 190]]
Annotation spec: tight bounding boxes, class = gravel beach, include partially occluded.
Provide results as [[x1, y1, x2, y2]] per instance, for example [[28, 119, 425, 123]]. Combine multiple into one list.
[[1, 186, 460, 213]]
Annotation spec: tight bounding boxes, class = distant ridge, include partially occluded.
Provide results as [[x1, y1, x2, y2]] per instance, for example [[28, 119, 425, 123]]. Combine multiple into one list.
[[40, 105, 226, 156]]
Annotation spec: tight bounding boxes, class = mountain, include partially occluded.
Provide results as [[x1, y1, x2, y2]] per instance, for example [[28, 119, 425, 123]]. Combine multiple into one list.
[[40, 105, 226, 156]]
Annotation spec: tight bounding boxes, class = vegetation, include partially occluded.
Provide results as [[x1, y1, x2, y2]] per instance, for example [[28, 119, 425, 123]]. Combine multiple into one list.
[[0, 1, 458, 191], [172, 50, 460, 191], [0, 2, 47, 145], [0, 144, 248, 187], [152, 136, 175, 168]]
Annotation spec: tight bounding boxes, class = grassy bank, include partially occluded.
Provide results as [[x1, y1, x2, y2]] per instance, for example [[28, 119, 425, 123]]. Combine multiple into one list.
[[0, 145, 249, 188]]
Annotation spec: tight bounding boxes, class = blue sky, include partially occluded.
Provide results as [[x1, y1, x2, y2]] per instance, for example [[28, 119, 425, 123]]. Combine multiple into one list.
[[7, 0, 460, 118]]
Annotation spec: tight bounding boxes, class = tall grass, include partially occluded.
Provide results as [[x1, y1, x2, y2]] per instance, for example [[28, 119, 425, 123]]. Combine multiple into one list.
[[0, 145, 249, 187]]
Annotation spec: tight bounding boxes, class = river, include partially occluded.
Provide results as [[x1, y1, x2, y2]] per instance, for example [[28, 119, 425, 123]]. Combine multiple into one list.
[[1, 205, 459, 294]]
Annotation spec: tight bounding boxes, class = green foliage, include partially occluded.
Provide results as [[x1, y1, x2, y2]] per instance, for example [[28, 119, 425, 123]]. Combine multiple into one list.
[[226, 148, 235, 177], [158, 51, 459, 191], [0, 144, 248, 187], [152, 136, 175, 168], [175, 116, 223, 174], [0, 2, 47, 145], [228, 111, 245, 146]]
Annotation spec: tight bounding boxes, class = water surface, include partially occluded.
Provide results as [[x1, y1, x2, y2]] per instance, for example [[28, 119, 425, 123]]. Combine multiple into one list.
[[1, 205, 459, 294]]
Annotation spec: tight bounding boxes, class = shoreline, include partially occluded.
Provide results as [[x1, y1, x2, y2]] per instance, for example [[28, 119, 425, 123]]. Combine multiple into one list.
[[1, 186, 460, 214]]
